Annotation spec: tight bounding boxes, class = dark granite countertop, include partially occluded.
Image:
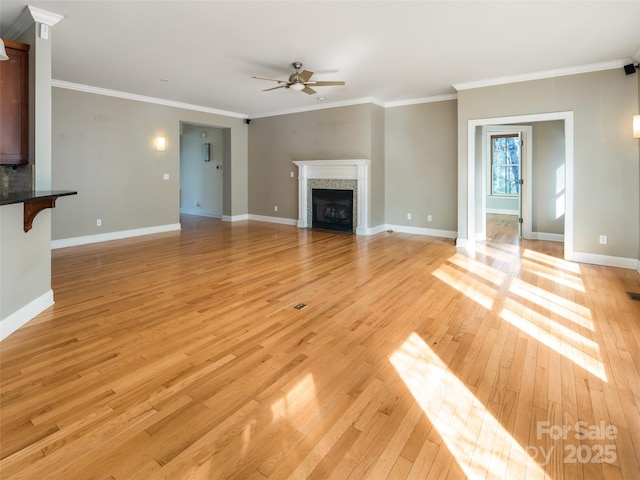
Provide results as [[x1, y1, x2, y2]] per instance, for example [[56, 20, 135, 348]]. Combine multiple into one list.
[[0, 190, 77, 206]]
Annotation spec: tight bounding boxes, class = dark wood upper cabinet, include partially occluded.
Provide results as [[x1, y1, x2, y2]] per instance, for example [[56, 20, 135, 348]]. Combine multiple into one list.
[[0, 40, 30, 166]]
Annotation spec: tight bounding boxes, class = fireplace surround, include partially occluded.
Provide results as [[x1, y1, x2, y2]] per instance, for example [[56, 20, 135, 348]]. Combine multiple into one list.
[[293, 159, 370, 234]]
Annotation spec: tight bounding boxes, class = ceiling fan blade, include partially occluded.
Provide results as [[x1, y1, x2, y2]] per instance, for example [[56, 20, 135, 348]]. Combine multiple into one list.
[[302, 86, 317, 95], [263, 85, 287, 92], [253, 76, 284, 83], [309, 81, 345, 87], [299, 70, 314, 83]]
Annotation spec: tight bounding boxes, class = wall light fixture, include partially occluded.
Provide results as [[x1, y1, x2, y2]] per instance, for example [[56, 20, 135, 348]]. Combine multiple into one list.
[[155, 136, 166, 151], [0, 39, 9, 61]]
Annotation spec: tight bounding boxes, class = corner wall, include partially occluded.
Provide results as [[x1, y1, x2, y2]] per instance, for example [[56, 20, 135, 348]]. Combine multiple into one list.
[[50, 87, 248, 241], [458, 69, 639, 262]]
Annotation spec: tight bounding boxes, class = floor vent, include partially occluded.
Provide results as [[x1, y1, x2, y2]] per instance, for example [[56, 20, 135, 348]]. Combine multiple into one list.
[[626, 292, 640, 301], [294, 303, 308, 310]]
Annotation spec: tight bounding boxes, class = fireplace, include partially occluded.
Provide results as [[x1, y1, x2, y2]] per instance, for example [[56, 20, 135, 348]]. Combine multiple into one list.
[[293, 159, 370, 235], [312, 189, 354, 232]]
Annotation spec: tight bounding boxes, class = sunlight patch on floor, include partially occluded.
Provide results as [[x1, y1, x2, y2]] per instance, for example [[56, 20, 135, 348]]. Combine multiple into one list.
[[390, 332, 551, 480], [500, 299, 606, 381], [521, 259, 585, 292], [448, 253, 507, 286], [523, 248, 580, 274], [432, 263, 497, 310], [509, 278, 594, 330], [270, 373, 318, 422]]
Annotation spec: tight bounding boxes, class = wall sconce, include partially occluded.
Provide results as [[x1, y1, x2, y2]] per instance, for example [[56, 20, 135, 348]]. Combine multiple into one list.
[[633, 115, 640, 139], [155, 136, 166, 151], [0, 39, 9, 61], [204, 143, 210, 162]]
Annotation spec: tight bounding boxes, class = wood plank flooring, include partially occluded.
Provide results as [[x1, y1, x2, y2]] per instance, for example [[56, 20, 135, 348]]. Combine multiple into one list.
[[1, 214, 639, 479]]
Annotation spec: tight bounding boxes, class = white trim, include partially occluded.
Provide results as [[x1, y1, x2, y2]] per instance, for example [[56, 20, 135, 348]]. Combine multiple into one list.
[[1, 290, 54, 342], [453, 59, 628, 91], [28, 6, 64, 26], [180, 208, 222, 219], [250, 97, 383, 119], [52, 80, 248, 119], [4, 6, 64, 40], [251, 94, 459, 119], [384, 224, 457, 239], [464, 111, 574, 262], [482, 125, 533, 239], [248, 214, 297, 226], [222, 214, 249, 222], [365, 224, 388, 236], [571, 252, 639, 270], [383, 94, 458, 108], [293, 159, 370, 235], [531, 232, 565, 243], [51, 223, 181, 249]]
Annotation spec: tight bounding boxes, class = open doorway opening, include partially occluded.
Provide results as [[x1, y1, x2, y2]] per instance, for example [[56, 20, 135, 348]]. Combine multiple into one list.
[[179, 123, 226, 219], [481, 125, 532, 243], [465, 112, 574, 260]]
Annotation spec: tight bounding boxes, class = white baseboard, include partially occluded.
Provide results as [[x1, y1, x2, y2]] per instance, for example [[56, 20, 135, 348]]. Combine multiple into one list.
[[1, 290, 54, 341], [384, 224, 457, 239], [222, 214, 249, 222], [531, 232, 564, 242], [180, 208, 222, 219], [365, 224, 388, 235], [51, 223, 181, 249], [569, 251, 639, 270], [248, 214, 297, 226]]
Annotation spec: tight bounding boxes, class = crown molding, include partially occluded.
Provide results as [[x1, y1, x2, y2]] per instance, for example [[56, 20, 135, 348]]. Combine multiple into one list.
[[453, 59, 629, 91], [249, 93, 460, 119], [384, 93, 458, 108], [28, 6, 64, 26], [249, 97, 384, 119], [51, 80, 248, 119], [4, 6, 64, 40]]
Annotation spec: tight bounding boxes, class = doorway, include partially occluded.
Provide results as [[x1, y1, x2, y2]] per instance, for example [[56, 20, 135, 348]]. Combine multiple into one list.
[[464, 112, 574, 260], [481, 125, 532, 241], [179, 123, 225, 219]]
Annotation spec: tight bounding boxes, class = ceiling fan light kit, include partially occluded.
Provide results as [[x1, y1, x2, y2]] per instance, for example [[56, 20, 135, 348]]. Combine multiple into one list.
[[253, 61, 345, 95]]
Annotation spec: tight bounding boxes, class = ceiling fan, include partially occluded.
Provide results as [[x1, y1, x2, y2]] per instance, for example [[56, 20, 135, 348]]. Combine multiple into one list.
[[253, 62, 345, 95]]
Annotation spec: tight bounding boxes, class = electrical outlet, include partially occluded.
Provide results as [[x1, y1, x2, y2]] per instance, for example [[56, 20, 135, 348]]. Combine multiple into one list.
[[96, 219, 102, 227], [290, 171, 295, 178], [163, 173, 170, 180], [407, 213, 412, 220], [274, 206, 278, 212], [427, 215, 432, 222], [599, 235, 607, 245]]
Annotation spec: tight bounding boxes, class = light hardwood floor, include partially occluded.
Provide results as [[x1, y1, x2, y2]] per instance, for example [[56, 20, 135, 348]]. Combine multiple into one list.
[[1, 214, 639, 479]]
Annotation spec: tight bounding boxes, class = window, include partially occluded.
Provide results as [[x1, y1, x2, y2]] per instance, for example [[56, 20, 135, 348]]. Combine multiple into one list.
[[491, 134, 520, 196]]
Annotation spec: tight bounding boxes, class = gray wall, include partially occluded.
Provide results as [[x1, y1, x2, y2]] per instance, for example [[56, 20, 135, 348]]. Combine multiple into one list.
[[458, 69, 639, 258], [1, 22, 53, 324], [51, 87, 248, 240], [248, 103, 385, 226], [384, 100, 458, 231], [180, 124, 224, 218], [531, 120, 565, 235]]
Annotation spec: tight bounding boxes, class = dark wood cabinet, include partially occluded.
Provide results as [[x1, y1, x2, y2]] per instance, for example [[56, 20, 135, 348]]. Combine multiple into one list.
[[0, 40, 30, 165]]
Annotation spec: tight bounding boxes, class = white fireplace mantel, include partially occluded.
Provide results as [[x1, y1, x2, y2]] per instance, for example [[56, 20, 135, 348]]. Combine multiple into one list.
[[293, 159, 370, 234]]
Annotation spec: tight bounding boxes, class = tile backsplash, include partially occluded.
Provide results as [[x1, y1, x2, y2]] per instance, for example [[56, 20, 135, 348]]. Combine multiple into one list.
[[0, 165, 34, 194]]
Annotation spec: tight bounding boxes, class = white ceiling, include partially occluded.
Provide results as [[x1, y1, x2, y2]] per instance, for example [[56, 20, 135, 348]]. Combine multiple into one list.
[[1, 1, 639, 118]]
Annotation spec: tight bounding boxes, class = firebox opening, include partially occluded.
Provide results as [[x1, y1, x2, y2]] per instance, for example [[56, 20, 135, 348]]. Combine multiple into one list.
[[312, 188, 354, 233]]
